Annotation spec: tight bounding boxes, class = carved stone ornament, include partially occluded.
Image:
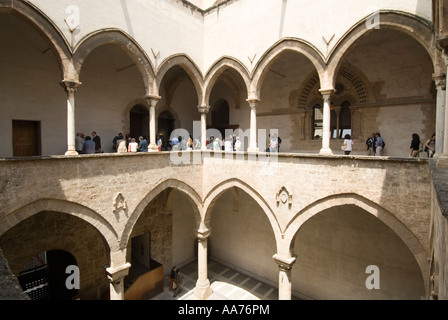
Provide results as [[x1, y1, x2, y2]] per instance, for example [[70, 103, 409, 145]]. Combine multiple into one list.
[[113, 192, 128, 218], [276, 186, 292, 207]]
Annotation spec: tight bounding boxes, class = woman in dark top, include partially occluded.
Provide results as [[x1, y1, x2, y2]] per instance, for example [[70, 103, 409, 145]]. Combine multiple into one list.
[[410, 133, 421, 158]]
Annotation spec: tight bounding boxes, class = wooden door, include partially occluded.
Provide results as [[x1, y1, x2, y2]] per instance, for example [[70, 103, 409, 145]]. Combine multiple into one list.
[[12, 120, 41, 157]]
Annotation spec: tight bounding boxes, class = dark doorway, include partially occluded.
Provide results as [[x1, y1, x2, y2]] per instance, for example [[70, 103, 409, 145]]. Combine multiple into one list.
[[130, 104, 149, 140], [158, 110, 175, 150], [18, 250, 78, 300], [12, 120, 41, 157], [211, 99, 230, 138]]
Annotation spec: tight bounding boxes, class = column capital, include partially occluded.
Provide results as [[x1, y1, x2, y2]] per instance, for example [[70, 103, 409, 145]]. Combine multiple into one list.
[[196, 227, 211, 241], [144, 94, 161, 101], [105, 262, 131, 283], [433, 73, 446, 90], [197, 104, 210, 114], [246, 98, 260, 109], [319, 88, 334, 99], [61, 79, 82, 93], [273, 254, 296, 271]]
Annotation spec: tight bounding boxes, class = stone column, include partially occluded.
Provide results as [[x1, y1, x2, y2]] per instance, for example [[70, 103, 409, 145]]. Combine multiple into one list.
[[433, 74, 446, 155], [333, 106, 341, 139], [194, 228, 213, 300], [105, 262, 131, 300], [273, 254, 296, 300], [247, 99, 259, 152], [439, 53, 448, 167], [198, 105, 210, 151], [61, 80, 81, 155], [145, 95, 161, 152], [319, 89, 334, 155]]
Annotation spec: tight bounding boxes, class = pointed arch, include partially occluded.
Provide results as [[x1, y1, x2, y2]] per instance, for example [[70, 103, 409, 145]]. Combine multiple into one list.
[[156, 54, 204, 104], [73, 28, 155, 94], [283, 193, 429, 290], [203, 178, 281, 244], [121, 178, 202, 250], [250, 38, 327, 99], [204, 56, 251, 106], [0, 0, 73, 80], [327, 10, 437, 89], [0, 198, 118, 252]]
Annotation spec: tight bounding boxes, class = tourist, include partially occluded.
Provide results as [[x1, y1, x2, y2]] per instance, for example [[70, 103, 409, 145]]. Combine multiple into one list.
[[112, 133, 123, 151], [138, 136, 148, 152], [75, 132, 85, 154], [234, 136, 242, 151], [157, 135, 163, 151], [225, 135, 233, 151], [366, 133, 375, 156], [169, 266, 178, 291], [375, 133, 384, 156], [410, 133, 422, 158], [425, 133, 435, 158], [82, 136, 95, 154], [92, 131, 102, 153], [116, 136, 127, 153], [342, 134, 354, 155], [171, 136, 179, 150], [128, 138, 138, 153], [193, 137, 201, 150]]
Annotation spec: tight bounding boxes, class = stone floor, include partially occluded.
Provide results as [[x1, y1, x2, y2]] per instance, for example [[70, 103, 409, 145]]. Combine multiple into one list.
[[150, 259, 285, 300]]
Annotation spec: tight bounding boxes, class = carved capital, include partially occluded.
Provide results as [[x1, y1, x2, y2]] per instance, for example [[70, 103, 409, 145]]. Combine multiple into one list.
[[105, 262, 131, 284], [433, 73, 446, 90], [144, 94, 161, 107], [196, 227, 211, 241], [246, 98, 260, 109], [61, 79, 82, 94], [273, 254, 296, 271], [197, 105, 210, 114]]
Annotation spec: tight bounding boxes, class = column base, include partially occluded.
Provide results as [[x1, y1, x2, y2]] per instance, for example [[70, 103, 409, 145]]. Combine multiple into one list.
[[319, 147, 333, 156], [65, 150, 79, 156], [148, 144, 159, 152], [194, 279, 213, 300], [437, 153, 448, 168]]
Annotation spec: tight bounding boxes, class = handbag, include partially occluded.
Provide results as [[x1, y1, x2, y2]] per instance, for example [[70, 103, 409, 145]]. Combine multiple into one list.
[[341, 145, 346, 151]]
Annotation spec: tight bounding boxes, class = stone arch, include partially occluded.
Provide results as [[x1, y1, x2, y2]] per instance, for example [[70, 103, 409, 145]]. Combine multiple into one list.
[[327, 10, 437, 89], [203, 178, 280, 243], [121, 179, 202, 250], [250, 38, 327, 99], [283, 193, 429, 289], [156, 54, 204, 104], [0, 1, 73, 80], [204, 56, 251, 106], [73, 28, 155, 94], [0, 198, 118, 252]]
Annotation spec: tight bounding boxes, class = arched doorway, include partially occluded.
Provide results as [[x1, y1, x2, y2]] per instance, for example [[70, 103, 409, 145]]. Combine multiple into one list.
[[211, 99, 230, 138], [158, 110, 176, 151], [18, 250, 78, 300], [130, 104, 149, 140]]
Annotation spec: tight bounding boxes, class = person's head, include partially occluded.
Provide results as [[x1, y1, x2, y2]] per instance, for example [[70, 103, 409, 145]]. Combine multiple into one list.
[[85, 136, 91, 141], [344, 134, 351, 139], [412, 133, 420, 141], [92, 131, 96, 136], [131, 138, 136, 142], [139, 136, 143, 141]]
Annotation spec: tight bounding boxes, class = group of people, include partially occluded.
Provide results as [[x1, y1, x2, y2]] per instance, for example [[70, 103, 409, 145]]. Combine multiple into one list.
[[113, 133, 151, 153], [364, 132, 385, 156], [76, 131, 103, 154], [409, 133, 436, 158], [205, 135, 243, 151]]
